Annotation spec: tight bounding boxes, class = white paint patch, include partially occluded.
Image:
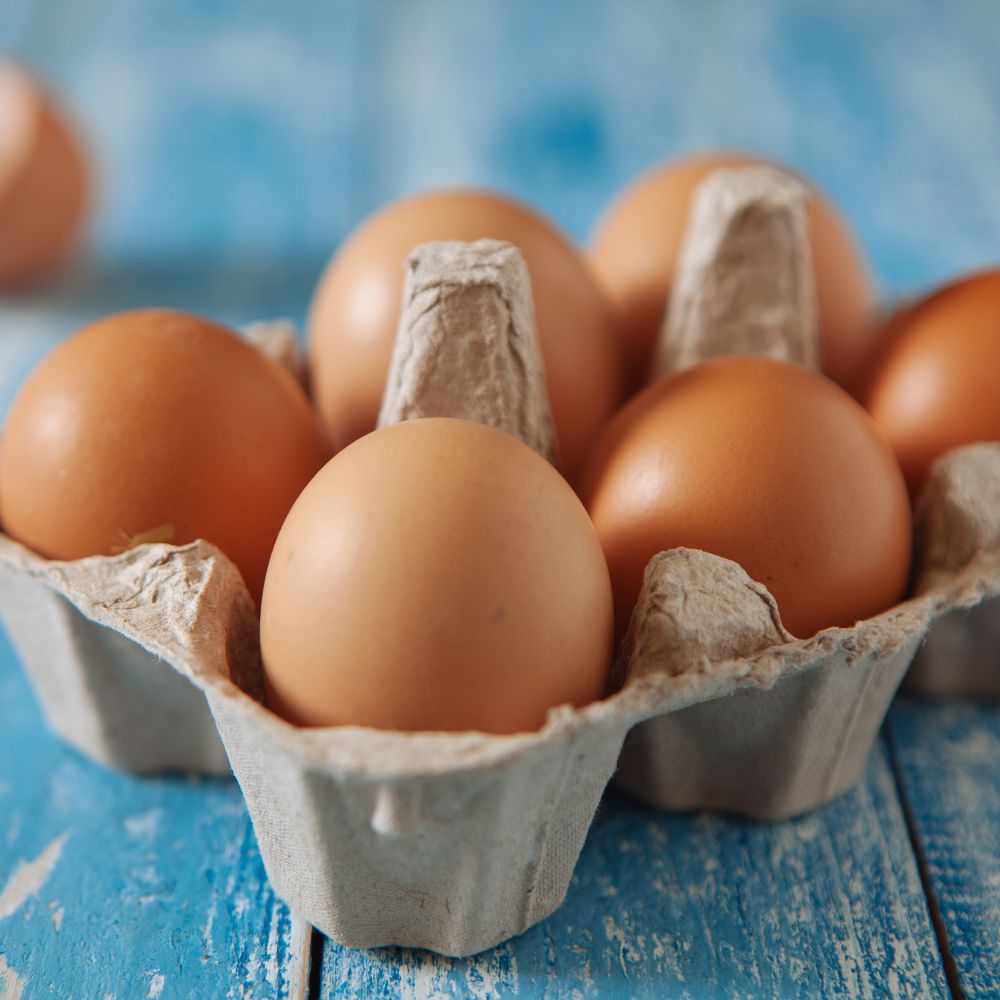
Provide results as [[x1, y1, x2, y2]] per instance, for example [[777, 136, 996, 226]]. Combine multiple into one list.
[[286, 918, 312, 1000], [398, 952, 451, 1000], [125, 810, 162, 840], [953, 726, 1000, 765], [464, 944, 516, 1000], [135, 866, 160, 885], [0, 832, 69, 919], [145, 971, 165, 997], [202, 900, 217, 956], [603, 914, 631, 976], [264, 905, 281, 987], [48, 901, 64, 931], [0, 955, 25, 1000]]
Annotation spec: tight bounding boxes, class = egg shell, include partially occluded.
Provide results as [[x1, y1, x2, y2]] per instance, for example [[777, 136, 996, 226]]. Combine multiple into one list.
[[582, 355, 913, 639], [589, 152, 874, 391], [260, 418, 614, 734], [864, 269, 1000, 499], [0, 319, 309, 775], [0, 57, 88, 287], [307, 188, 623, 481], [0, 309, 330, 604]]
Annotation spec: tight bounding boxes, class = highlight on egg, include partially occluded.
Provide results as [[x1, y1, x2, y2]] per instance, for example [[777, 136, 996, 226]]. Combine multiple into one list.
[[0, 309, 330, 604], [589, 152, 875, 392], [864, 268, 1000, 499], [0, 55, 88, 287], [307, 188, 623, 481], [260, 418, 614, 734], [581, 355, 912, 640]]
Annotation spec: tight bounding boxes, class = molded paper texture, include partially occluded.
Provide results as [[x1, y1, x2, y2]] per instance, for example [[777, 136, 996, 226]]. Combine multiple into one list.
[[377, 238, 557, 464], [654, 165, 819, 377], [0, 535, 245, 775], [906, 443, 1000, 698]]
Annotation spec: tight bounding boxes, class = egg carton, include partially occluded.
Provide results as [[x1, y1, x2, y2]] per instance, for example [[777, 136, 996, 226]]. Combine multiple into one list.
[[904, 444, 1000, 699], [0, 453, 994, 954], [1, 177, 998, 955]]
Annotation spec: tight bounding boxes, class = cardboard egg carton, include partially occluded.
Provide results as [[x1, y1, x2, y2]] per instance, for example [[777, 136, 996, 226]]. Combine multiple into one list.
[[0, 539, 234, 775], [0, 453, 994, 953], [1, 174, 998, 954], [905, 443, 1000, 699]]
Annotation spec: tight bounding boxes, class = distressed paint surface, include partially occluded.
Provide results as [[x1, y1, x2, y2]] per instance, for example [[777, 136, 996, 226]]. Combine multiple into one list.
[[320, 749, 946, 999], [1, 0, 1000, 996], [0, 634, 310, 999], [887, 697, 1000, 999]]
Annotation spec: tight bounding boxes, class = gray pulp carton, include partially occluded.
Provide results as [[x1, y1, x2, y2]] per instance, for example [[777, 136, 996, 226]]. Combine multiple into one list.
[[906, 443, 1000, 698], [0, 320, 298, 776], [1, 489, 994, 952]]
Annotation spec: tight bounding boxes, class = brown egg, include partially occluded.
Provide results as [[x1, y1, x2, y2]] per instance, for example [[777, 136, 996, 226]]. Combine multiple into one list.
[[589, 153, 875, 392], [865, 269, 1000, 499], [307, 189, 623, 481], [581, 355, 911, 639], [261, 418, 614, 733], [0, 57, 88, 287], [0, 309, 329, 603]]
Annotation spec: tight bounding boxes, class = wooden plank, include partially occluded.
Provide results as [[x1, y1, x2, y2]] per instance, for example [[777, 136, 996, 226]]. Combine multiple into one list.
[[319, 741, 946, 999], [0, 633, 312, 1000], [886, 695, 1000, 999]]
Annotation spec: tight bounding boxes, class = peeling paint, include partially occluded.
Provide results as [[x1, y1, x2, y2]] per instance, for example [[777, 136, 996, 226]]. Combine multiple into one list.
[[125, 810, 162, 840], [0, 832, 69, 919], [0, 955, 25, 1000]]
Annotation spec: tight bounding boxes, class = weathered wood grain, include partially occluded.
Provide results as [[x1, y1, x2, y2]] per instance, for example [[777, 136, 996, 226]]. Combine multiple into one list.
[[887, 696, 1000, 999], [320, 743, 946, 999], [0, 636, 311, 1000]]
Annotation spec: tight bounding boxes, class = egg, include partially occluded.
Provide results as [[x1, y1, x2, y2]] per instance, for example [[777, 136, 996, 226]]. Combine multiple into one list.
[[260, 418, 614, 733], [0, 56, 88, 287], [864, 269, 1000, 499], [0, 309, 329, 603], [589, 153, 875, 391], [307, 189, 623, 481], [581, 355, 912, 639]]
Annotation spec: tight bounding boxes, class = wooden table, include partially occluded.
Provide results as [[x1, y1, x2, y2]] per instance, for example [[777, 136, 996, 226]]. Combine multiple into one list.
[[1, 2, 998, 996]]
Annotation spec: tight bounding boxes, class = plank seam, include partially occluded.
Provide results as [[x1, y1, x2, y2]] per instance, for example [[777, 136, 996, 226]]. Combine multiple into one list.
[[308, 926, 324, 1000], [883, 724, 965, 1000]]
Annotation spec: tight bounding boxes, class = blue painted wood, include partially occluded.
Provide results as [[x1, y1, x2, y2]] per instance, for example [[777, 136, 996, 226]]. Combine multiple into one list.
[[320, 744, 947, 999], [887, 696, 1000, 999], [3, 0, 1000, 996], [0, 633, 311, 999]]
